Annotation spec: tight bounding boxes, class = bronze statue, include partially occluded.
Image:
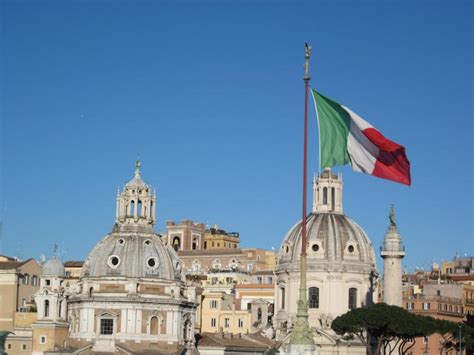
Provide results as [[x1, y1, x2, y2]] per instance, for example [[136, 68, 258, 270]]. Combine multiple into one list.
[[389, 204, 396, 226], [0, 331, 14, 355]]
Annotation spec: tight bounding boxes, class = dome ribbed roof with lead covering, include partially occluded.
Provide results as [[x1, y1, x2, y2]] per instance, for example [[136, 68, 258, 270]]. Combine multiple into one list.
[[42, 256, 66, 277], [279, 213, 376, 266], [81, 231, 180, 280]]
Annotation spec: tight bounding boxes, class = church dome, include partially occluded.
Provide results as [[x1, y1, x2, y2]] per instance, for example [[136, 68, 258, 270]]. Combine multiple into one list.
[[81, 231, 181, 280], [81, 162, 180, 280], [279, 213, 376, 266], [42, 256, 65, 277], [278, 169, 376, 268]]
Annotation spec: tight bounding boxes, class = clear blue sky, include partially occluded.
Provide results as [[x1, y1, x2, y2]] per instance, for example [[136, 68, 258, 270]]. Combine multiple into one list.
[[1, 0, 472, 271]]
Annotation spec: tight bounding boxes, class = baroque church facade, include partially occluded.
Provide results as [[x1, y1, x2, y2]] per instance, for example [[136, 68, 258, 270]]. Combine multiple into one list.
[[32, 162, 198, 354]]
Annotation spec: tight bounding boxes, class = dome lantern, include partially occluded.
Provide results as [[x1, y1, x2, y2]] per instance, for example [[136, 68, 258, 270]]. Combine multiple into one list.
[[312, 168, 343, 214], [115, 160, 157, 228]]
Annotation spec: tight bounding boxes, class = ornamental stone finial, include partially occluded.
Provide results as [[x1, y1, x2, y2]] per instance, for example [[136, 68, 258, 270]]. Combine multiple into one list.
[[389, 204, 396, 226]]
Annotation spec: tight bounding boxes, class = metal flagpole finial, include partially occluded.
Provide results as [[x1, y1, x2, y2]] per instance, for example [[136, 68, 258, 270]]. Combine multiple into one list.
[[304, 43, 312, 81]]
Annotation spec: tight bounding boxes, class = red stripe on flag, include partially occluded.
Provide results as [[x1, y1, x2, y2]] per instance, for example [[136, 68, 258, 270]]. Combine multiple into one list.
[[362, 128, 411, 186]]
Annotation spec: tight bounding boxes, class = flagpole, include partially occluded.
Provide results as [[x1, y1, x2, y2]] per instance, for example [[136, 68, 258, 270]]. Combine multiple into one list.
[[289, 43, 315, 351], [312, 90, 322, 174]]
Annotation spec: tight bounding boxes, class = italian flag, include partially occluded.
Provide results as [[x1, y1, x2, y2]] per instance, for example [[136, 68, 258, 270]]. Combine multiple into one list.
[[312, 90, 411, 186]]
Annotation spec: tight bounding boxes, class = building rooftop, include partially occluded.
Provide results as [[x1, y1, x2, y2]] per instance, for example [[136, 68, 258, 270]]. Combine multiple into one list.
[[64, 261, 84, 267], [197, 332, 275, 350], [0, 258, 32, 270]]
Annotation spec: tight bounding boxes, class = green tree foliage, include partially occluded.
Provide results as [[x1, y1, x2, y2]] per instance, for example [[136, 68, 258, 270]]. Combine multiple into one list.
[[331, 303, 474, 355]]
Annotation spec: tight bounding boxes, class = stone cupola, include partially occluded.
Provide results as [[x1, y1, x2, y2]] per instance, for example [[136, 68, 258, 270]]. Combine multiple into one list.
[[115, 160, 156, 229], [312, 168, 343, 214]]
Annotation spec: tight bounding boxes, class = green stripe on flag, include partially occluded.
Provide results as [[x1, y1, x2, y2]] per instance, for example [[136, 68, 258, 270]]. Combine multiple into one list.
[[312, 90, 352, 168]]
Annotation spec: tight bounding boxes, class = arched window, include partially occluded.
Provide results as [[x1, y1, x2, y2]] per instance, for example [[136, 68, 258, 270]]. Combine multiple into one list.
[[349, 288, 357, 310], [89, 287, 94, 298], [129, 201, 135, 217], [137, 200, 143, 216], [331, 187, 335, 210], [44, 300, 50, 317], [23, 274, 29, 285], [192, 238, 198, 250], [32, 275, 38, 286], [309, 287, 319, 309], [323, 187, 328, 205], [150, 316, 159, 335], [172, 237, 181, 252]]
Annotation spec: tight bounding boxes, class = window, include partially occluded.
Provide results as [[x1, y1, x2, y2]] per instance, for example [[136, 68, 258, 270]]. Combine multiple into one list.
[[129, 200, 135, 217], [348, 288, 357, 310], [312, 244, 319, 252], [257, 277, 263, 284], [40, 336, 46, 344], [108, 255, 120, 268], [147, 257, 158, 269], [137, 200, 142, 216], [423, 336, 428, 344], [323, 187, 328, 205], [423, 302, 430, 310], [331, 187, 335, 210], [423, 352, 429, 355], [224, 318, 230, 327], [22, 344, 26, 350], [268, 277, 273, 284], [238, 318, 244, 328], [281, 287, 285, 309], [32, 275, 38, 286], [45, 279, 51, 286], [7, 344, 11, 349], [309, 287, 319, 309], [210, 300, 218, 309], [100, 319, 114, 335], [407, 302, 414, 310], [150, 316, 159, 335], [44, 300, 50, 317], [211, 318, 216, 327], [172, 237, 181, 252]]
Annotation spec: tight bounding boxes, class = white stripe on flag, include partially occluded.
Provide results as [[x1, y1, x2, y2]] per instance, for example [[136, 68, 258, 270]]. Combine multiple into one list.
[[343, 105, 379, 174]]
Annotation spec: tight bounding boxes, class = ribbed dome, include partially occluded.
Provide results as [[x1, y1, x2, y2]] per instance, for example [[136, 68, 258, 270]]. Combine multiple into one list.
[[42, 256, 65, 277], [279, 213, 376, 266], [81, 231, 181, 280]]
